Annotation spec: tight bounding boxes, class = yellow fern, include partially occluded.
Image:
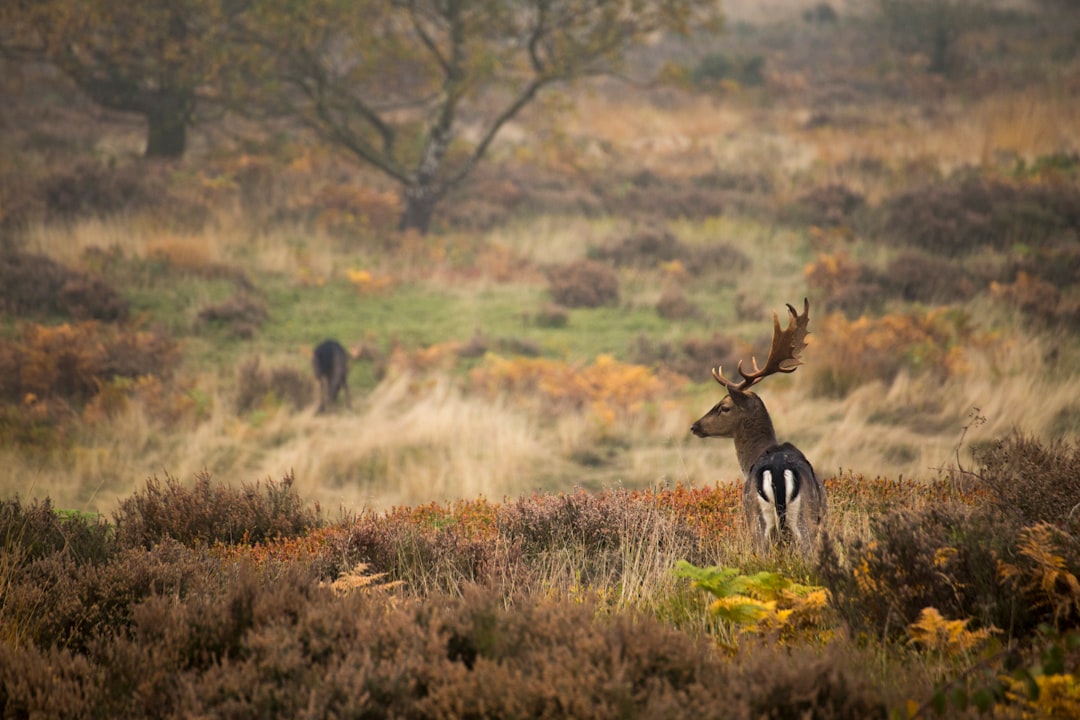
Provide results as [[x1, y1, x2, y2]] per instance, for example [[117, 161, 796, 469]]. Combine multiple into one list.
[[907, 607, 994, 657]]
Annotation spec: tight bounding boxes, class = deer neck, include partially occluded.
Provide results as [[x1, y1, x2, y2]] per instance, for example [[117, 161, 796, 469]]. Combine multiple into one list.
[[733, 411, 779, 477]]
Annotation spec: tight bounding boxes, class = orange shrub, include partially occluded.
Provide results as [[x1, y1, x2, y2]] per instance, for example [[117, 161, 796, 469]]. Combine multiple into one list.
[[470, 353, 686, 424], [810, 309, 987, 397], [0, 321, 180, 444]]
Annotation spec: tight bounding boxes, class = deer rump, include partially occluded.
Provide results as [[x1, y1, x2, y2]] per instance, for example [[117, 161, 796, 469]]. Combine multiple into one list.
[[743, 443, 821, 551], [313, 339, 349, 412]]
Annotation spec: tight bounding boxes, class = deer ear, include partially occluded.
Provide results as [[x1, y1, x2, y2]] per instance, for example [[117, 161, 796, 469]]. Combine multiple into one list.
[[728, 388, 752, 405]]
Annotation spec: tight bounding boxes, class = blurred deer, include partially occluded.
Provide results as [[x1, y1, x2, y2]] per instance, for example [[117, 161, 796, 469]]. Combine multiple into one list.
[[313, 339, 351, 413], [690, 298, 826, 555]]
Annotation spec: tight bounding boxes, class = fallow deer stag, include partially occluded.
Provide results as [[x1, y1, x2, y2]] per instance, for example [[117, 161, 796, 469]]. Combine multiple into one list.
[[313, 339, 351, 413], [690, 298, 826, 555]]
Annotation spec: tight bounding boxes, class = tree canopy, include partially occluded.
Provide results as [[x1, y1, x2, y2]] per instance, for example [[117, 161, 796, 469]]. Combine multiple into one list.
[[0, 0, 230, 157], [227, 0, 723, 233]]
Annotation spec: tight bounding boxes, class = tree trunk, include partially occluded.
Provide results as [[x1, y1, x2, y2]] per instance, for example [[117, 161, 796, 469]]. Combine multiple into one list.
[[145, 103, 189, 158], [398, 183, 439, 234]]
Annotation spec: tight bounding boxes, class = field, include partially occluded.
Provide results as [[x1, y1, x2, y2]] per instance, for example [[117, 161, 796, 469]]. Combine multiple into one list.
[[2, 0, 1080, 717]]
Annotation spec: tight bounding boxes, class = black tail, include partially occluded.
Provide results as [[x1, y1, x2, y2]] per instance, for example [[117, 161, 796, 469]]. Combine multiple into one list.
[[750, 443, 812, 535]]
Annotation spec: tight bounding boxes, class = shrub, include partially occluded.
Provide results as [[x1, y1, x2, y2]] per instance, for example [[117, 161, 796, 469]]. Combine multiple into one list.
[[0, 497, 113, 568], [691, 53, 766, 87], [0, 249, 128, 321], [112, 472, 322, 551], [235, 356, 314, 413], [656, 287, 701, 319], [630, 332, 743, 379], [783, 184, 865, 228], [592, 228, 750, 276], [36, 161, 156, 220], [195, 293, 268, 338], [533, 303, 569, 328], [991, 272, 1080, 329], [880, 175, 1080, 256], [546, 259, 619, 308], [818, 504, 1021, 641], [732, 642, 887, 720], [810, 309, 979, 397], [0, 321, 178, 405], [973, 433, 1080, 530], [804, 252, 884, 316], [469, 353, 684, 425], [881, 250, 980, 303], [591, 228, 684, 268]]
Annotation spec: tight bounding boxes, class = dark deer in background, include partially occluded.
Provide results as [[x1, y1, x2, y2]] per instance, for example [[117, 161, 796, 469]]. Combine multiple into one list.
[[313, 339, 351, 413], [690, 298, 826, 554]]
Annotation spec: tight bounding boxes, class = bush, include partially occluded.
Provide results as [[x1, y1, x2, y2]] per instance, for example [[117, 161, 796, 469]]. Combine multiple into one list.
[[818, 504, 1022, 641], [546, 259, 619, 308], [112, 472, 322, 551], [0, 249, 129, 321], [783, 184, 865, 228], [810, 309, 977, 397], [591, 228, 750, 276], [0, 497, 113, 568], [630, 332, 742, 379], [195, 293, 268, 338], [991, 272, 1080, 329], [880, 175, 1080, 256], [656, 287, 701, 319], [881, 250, 980, 303], [235, 356, 314, 413], [0, 321, 178, 405], [973, 433, 1080, 530], [691, 53, 766, 87], [36, 161, 157, 221]]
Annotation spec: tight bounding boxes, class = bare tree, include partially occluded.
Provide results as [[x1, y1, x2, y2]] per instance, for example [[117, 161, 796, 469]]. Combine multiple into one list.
[[226, 0, 723, 234]]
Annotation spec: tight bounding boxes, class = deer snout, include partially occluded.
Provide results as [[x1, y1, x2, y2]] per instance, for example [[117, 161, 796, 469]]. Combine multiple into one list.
[[690, 421, 707, 438]]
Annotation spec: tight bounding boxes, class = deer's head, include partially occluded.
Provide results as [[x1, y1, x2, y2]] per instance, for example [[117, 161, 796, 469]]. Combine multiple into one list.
[[690, 298, 810, 448]]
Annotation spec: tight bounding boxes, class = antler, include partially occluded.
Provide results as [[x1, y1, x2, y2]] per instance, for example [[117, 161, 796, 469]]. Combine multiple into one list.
[[712, 298, 810, 393]]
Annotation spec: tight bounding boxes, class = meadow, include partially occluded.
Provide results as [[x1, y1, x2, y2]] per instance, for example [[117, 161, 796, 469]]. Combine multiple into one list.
[[2, 1, 1080, 716]]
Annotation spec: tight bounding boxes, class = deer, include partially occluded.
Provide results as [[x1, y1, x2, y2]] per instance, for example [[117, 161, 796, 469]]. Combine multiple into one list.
[[313, 339, 351, 413], [689, 298, 826, 555]]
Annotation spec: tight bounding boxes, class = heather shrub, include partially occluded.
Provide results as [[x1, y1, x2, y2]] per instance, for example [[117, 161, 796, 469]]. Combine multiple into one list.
[[112, 472, 321, 551], [732, 642, 887, 720], [36, 160, 156, 220], [804, 252, 884, 316], [817, 505, 1022, 641], [0, 497, 113, 568], [973, 433, 1080, 530], [1, 539, 215, 653], [590, 228, 749, 276], [546, 259, 619, 308], [0, 249, 128, 321], [881, 251, 980, 303], [630, 332, 741, 379], [880, 176, 1080, 256], [1010, 242, 1080, 289], [597, 171, 729, 220], [591, 227, 684, 268], [656, 287, 701, 319], [782, 183, 865, 228], [810, 309, 979, 397], [235, 356, 314, 413], [195, 292, 268, 338], [532, 302, 569, 328], [691, 52, 766, 87], [991, 272, 1080, 329], [0, 321, 178, 406]]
